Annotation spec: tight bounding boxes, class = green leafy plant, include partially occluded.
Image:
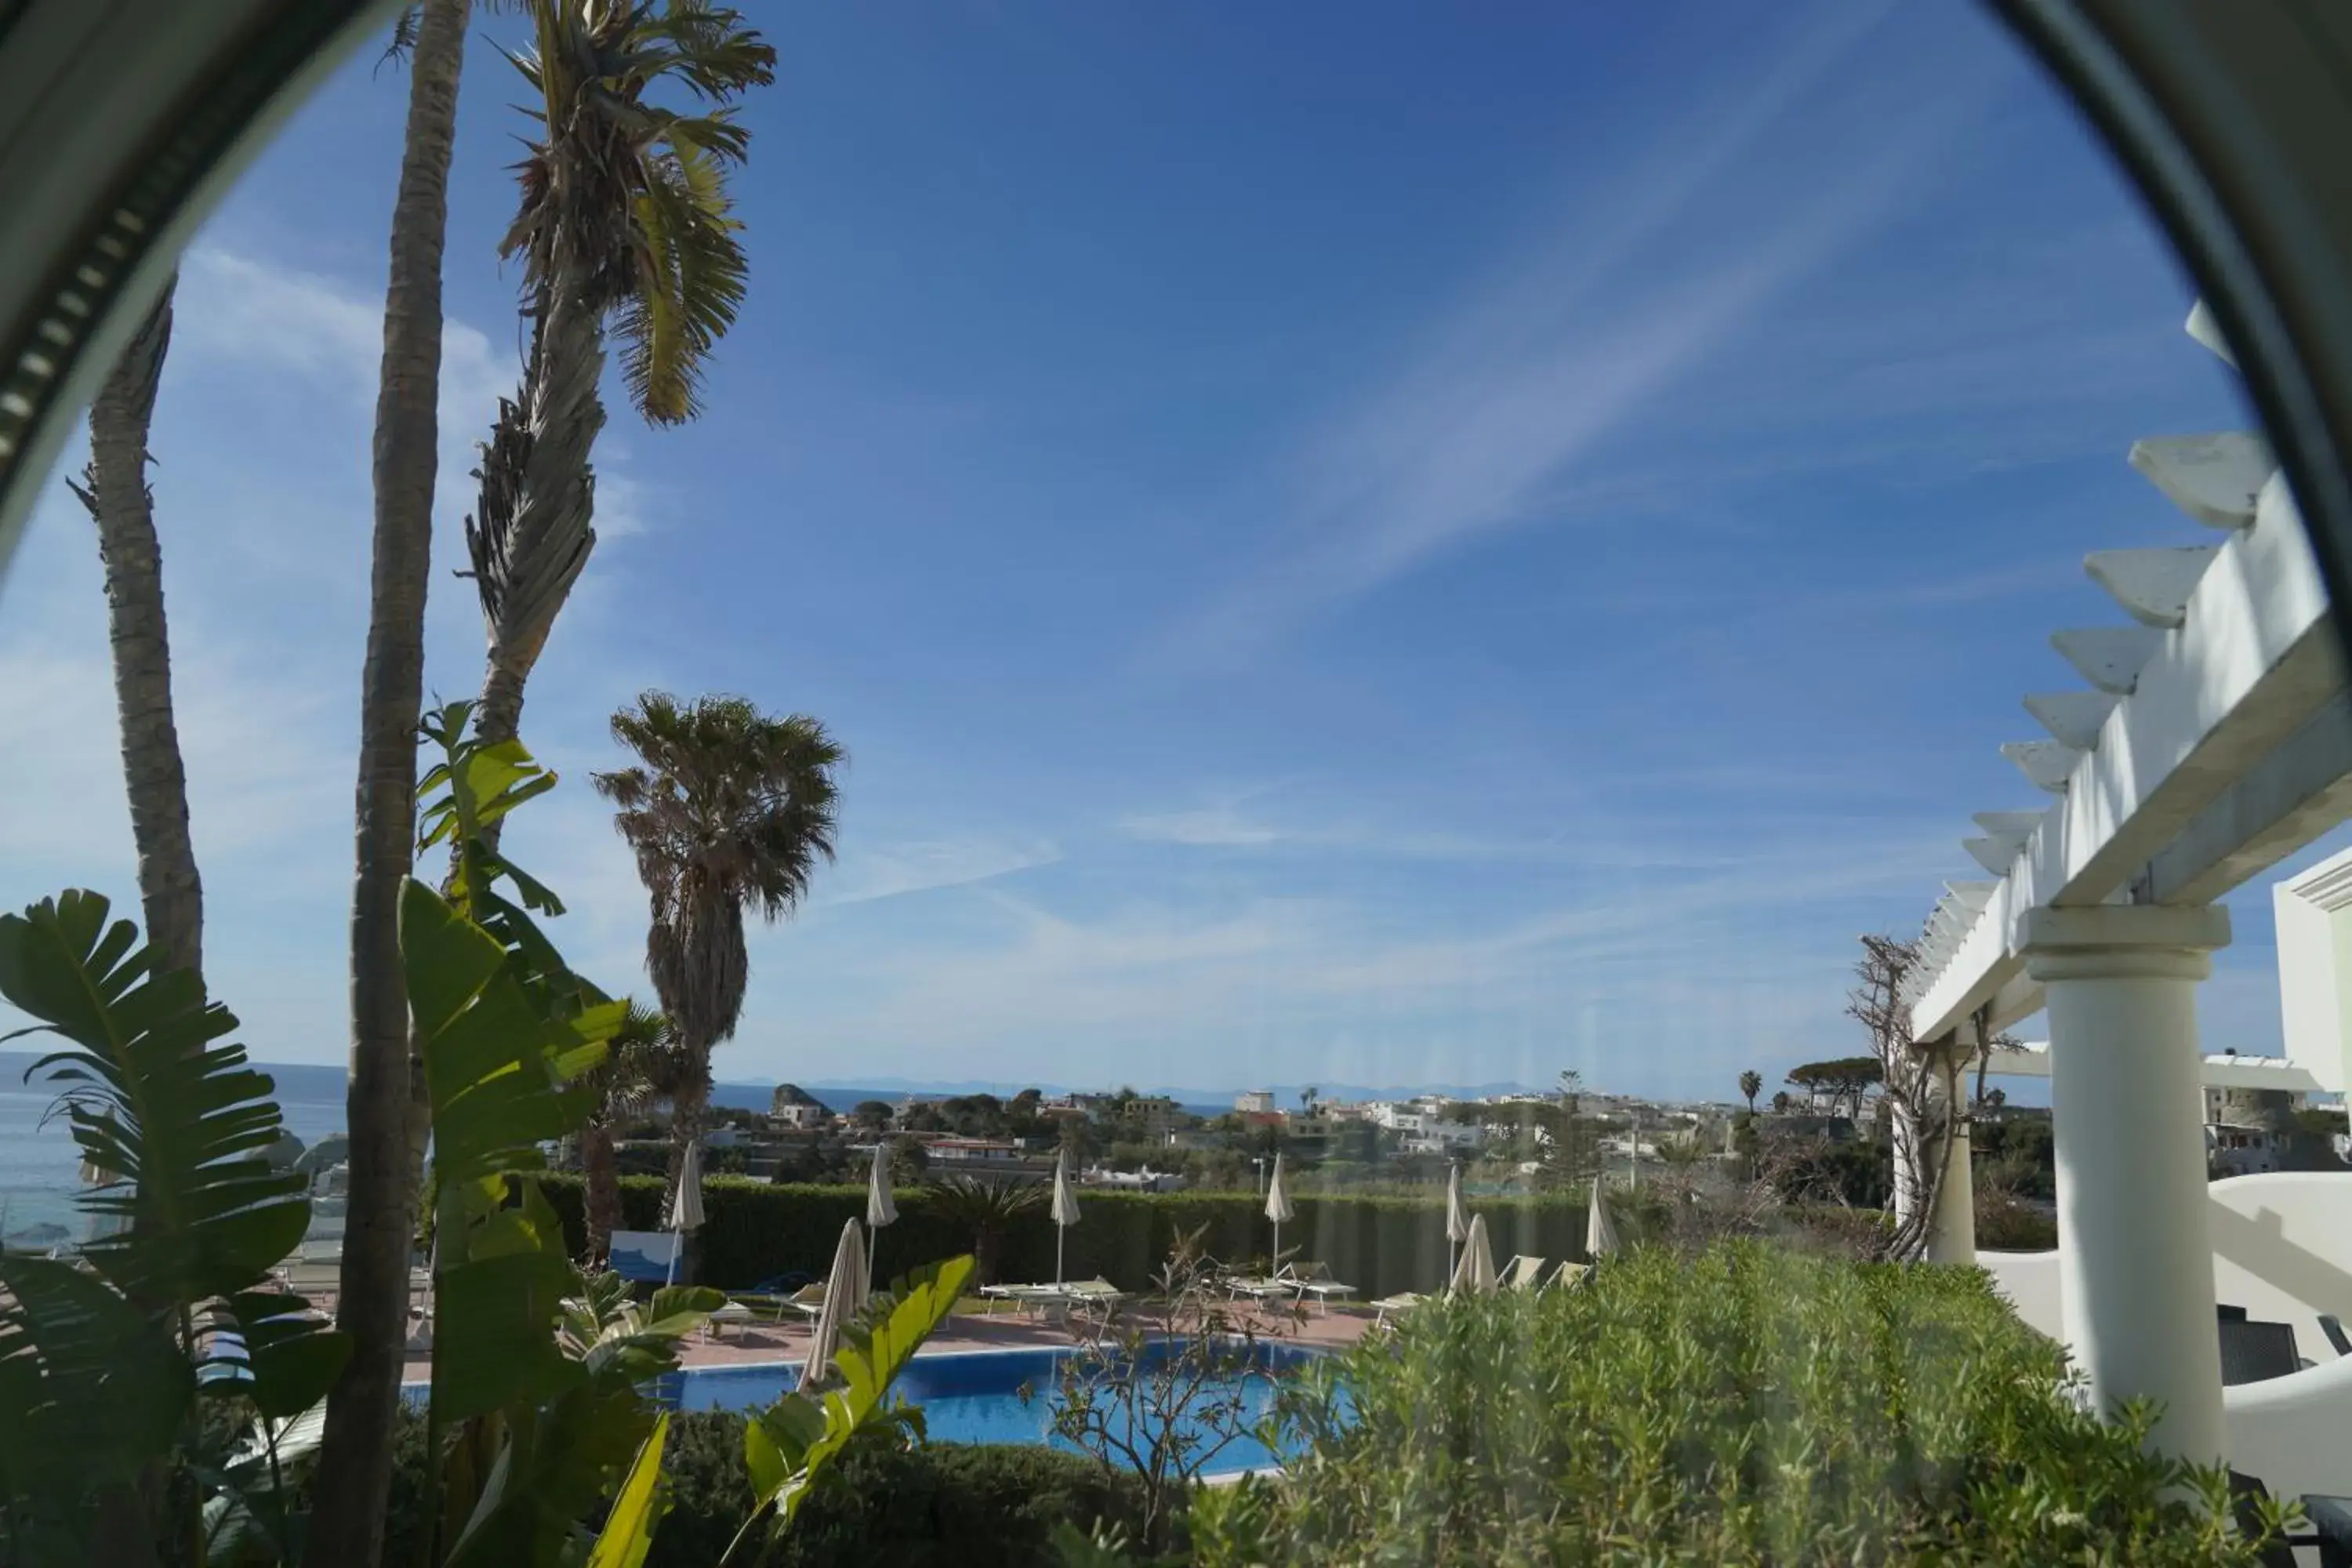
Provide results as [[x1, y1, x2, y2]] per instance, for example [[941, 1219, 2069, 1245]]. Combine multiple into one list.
[[0, 891, 347, 1563], [401, 705, 726, 1566], [1043, 1226, 1274, 1552], [722, 1254, 975, 1563], [1192, 1240, 2291, 1565]]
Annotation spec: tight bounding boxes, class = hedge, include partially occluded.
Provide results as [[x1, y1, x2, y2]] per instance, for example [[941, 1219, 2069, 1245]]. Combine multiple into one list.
[[540, 1174, 1589, 1299], [365, 1408, 1146, 1567]]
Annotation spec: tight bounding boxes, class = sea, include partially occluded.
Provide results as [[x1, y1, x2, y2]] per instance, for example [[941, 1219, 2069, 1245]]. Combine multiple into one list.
[[0, 1052, 348, 1249], [0, 1061, 1225, 1248]]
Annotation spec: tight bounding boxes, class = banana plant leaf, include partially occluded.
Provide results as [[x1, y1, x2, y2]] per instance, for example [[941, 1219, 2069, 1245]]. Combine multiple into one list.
[[0, 1253, 188, 1496], [731, 1255, 975, 1557], [0, 891, 310, 1312], [401, 878, 610, 1192], [583, 1414, 670, 1568]]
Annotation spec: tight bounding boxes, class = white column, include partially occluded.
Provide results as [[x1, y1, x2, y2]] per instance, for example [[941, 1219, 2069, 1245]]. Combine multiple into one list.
[[2022, 904, 2230, 1465], [1924, 1035, 1976, 1265]]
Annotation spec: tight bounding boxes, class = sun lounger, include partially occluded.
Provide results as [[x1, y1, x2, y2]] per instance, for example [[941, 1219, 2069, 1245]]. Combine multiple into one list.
[[978, 1283, 1065, 1318], [1370, 1291, 1422, 1327], [1544, 1261, 1591, 1291], [1500, 1254, 1548, 1291], [1227, 1275, 1300, 1305], [704, 1301, 757, 1341], [1284, 1261, 1357, 1312], [774, 1283, 827, 1323], [1061, 1277, 1125, 1305]]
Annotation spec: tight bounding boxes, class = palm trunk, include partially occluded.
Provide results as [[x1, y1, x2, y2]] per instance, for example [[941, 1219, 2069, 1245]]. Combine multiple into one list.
[[74, 280, 201, 982], [582, 1117, 622, 1261], [305, 5, 470, 1565], [466, 284, 606, 761]]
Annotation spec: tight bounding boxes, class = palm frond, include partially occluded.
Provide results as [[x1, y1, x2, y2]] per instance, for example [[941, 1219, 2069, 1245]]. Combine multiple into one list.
[[501, 0, 775, 426], [377, 5, 421, 71]]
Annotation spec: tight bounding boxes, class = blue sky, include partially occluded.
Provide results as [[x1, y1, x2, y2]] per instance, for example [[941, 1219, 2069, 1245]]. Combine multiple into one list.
[[0, 1, 2322, 1102]]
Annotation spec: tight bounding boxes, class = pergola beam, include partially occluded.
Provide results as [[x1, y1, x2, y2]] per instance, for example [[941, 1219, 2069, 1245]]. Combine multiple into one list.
[[2142, 691, 2352, 906], [1911, 469, 2336, 1041]]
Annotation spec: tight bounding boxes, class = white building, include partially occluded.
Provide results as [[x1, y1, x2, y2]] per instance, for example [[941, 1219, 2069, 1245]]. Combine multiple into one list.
[[1401, 1121, 1483, 1156], [1232, 1089, 1276, 1115]]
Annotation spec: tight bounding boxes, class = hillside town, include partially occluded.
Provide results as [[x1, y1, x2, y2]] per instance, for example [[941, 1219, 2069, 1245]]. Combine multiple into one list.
[[586, 1052, 2345, 1245]]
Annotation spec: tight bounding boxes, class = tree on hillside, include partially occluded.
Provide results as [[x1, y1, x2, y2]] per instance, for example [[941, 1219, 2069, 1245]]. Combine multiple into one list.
[[1738, 1069, 1762, 1114], [1772, 1090, 1794, 1115], [309, 6, 481, 1558], [853, 1099, 895, 1131], [594, 692, 842, 1220], [463, 2, 776, 752], [1785, 1057, 1883, 1119]]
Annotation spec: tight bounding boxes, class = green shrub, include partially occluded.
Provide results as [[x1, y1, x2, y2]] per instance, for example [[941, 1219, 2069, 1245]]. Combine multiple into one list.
[[650, 1414, 1148, 1566], [1975, 1191, 2060, 1251], [539, 1174, 1588, 1298], [366, 1408, 1145, 1566], [1191, 1241, 2285, 1565]]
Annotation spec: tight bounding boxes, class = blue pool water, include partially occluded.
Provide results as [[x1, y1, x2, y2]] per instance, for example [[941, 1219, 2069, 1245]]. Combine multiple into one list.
[[675, 1341, 1324, 1474]]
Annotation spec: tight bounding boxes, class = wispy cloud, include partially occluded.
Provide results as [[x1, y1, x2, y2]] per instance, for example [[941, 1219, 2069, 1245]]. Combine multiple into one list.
[[826, 833, 1062, 905], [1117, 807, 1287, 848], [739, 812, 1955, 1092], [1160, 4, 2010, 666]]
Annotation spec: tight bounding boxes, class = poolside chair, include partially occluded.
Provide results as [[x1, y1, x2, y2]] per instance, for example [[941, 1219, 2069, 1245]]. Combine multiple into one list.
[[1544, 1261, 1591, 1291], [731, 1271, 818, 1319], [703, 1301, 758, 1341], [979, 1282, 1071, 1318], [777, 1282, 828, 1324], [1285, 1261, 1357, 1313], [1226, 1273, 1299, 1307], [1499, 1254, 1548, 1291], [1062, 1277, 1127, 1309], [1369, 1291, 1422, 1328]]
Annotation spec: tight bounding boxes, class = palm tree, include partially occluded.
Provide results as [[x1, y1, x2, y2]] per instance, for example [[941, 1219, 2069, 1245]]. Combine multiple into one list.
[[66, 281, 201, 982], [464, 1, 775, 753], [577, 1001, 684, 1260], [1738, 1070, 1762, 1115], [593, 692, 842, 1198], [922, 1176, 1045, 1287], [307, 6, 477, 1563]]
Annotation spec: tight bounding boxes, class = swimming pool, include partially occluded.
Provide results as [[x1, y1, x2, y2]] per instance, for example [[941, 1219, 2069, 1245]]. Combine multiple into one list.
[[672, 1340, 1326, 1475]]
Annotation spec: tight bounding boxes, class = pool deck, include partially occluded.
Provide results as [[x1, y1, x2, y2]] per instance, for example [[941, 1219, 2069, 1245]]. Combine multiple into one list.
[[400, 1295, 1377, 1375]]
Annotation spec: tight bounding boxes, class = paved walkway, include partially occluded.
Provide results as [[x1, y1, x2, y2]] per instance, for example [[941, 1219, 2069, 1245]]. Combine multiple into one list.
[[400, 1294, 1377, 1376]]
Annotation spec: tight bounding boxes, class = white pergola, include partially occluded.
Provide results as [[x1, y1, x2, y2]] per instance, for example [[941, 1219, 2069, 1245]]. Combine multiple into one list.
[[1900, 303, 2350, 1465]]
